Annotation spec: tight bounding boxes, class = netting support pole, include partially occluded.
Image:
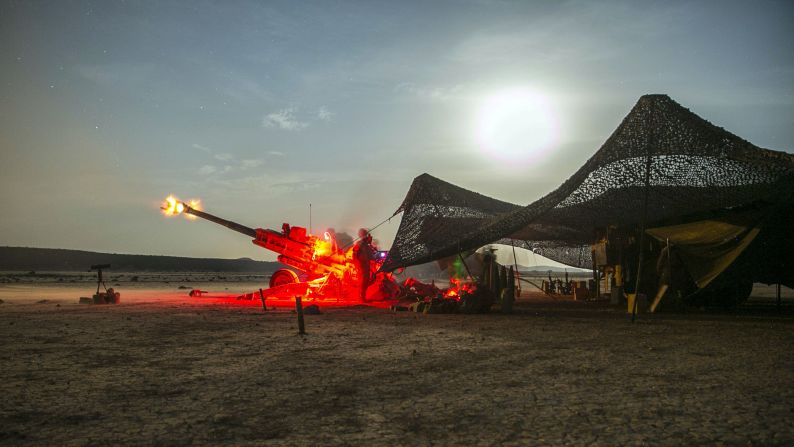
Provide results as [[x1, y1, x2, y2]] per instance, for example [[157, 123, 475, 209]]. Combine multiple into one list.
[[591, 248, 599, 300], [458, 251, 474, 282], [777, 283, 782, 313], [632, 149, 654, 323]]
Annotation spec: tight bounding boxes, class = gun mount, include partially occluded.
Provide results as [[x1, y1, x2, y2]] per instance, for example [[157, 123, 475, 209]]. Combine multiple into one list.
[[161, 196, 399, 303]]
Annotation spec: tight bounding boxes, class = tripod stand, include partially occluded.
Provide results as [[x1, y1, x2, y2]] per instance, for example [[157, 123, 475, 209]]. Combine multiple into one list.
[[90, 264, 111, 295]]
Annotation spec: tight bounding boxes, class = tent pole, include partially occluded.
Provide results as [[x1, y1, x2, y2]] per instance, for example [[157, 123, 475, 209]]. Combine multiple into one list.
[[632, 148, 654, 323], [667, 237, 672, 284], [511, 240, 521, 295]]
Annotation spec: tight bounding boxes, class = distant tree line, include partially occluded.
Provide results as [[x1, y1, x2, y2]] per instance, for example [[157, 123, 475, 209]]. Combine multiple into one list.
[[0, 247, 281, 273]]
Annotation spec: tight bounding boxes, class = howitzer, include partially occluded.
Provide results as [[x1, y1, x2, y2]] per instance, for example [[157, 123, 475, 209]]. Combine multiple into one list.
[[161, 196, 398, 302]]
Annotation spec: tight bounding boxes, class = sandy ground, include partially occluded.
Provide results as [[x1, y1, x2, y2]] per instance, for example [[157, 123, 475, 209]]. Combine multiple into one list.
[[1, 281, 793, 446]]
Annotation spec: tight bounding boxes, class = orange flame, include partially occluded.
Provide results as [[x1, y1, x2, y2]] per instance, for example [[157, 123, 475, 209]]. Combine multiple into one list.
[[161, 195, 201, 218], [443, 277, 476, 300]]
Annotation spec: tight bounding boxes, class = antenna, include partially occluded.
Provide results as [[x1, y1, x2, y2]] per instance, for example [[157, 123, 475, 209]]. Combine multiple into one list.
[[309, 203, 312, 234]]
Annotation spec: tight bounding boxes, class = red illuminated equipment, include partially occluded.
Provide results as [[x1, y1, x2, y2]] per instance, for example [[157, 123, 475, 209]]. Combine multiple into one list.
[[161, 196, 400, 304]]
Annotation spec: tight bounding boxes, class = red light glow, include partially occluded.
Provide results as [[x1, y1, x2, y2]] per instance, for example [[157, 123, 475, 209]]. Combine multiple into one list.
[[160, 196, 410, 306]]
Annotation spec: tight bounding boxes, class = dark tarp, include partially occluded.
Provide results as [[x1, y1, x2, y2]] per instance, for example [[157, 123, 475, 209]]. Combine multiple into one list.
[[383, 94, 794, 272]]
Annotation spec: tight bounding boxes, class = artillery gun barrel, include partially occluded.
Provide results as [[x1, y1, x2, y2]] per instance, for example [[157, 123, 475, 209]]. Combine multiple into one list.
[[182, 204, 258, 238]]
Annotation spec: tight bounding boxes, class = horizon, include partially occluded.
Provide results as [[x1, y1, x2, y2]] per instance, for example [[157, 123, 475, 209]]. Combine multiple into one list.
[[1, 0, 792, 262], [0, 244, 583, 270]]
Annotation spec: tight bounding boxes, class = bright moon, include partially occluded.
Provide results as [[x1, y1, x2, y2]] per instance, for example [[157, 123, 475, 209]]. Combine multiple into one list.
[[475, 88, 559, 163]]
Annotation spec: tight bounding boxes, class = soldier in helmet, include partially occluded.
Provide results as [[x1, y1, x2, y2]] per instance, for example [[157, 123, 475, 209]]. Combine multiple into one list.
[[353, 228, 375, 302]]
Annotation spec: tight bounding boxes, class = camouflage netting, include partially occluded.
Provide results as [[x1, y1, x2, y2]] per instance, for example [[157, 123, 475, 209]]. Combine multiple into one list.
[[383, 94, 794, 271]]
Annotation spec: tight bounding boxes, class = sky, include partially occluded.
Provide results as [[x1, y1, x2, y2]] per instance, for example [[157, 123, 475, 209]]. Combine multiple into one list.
[[1, 0, 792, 262]]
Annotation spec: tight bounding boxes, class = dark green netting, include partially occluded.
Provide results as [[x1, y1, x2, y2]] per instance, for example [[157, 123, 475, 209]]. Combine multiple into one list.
[[383, 94, 794, 271]]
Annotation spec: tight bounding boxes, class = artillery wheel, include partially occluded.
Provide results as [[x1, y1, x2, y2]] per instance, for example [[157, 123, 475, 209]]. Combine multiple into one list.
[[269, 269, 299, 288]]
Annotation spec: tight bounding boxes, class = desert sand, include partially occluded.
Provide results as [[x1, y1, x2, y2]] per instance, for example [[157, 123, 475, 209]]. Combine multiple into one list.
[[1, 278, 793, 446]]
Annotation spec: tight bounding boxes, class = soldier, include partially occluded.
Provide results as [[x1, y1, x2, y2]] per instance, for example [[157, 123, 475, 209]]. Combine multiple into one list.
[[353, 228, 375, 302]]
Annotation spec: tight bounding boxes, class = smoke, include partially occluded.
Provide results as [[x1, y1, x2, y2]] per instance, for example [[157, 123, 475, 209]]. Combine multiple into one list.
[[333, 231, 354, 250]]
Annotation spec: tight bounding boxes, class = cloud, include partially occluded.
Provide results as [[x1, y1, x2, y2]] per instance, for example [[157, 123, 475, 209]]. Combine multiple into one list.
[[241, 159, 264, 169], [394, 83, 466, 102], [197, 165, 217, 175], [192, 143, 212, 153], [262, 108, 309, 131], [214, 173, 324, 196], [191, 144, 271, 175], [317, 106, 334, 121], [192, 145, 244, 174], [447, 3, 687, 69]]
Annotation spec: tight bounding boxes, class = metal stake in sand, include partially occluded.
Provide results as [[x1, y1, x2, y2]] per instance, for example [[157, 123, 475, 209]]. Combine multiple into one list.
[[632, 123, 655, 323], [295, 296, 306, 335], [258, 288, 267, 312], [777, 283, 782, 313]]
